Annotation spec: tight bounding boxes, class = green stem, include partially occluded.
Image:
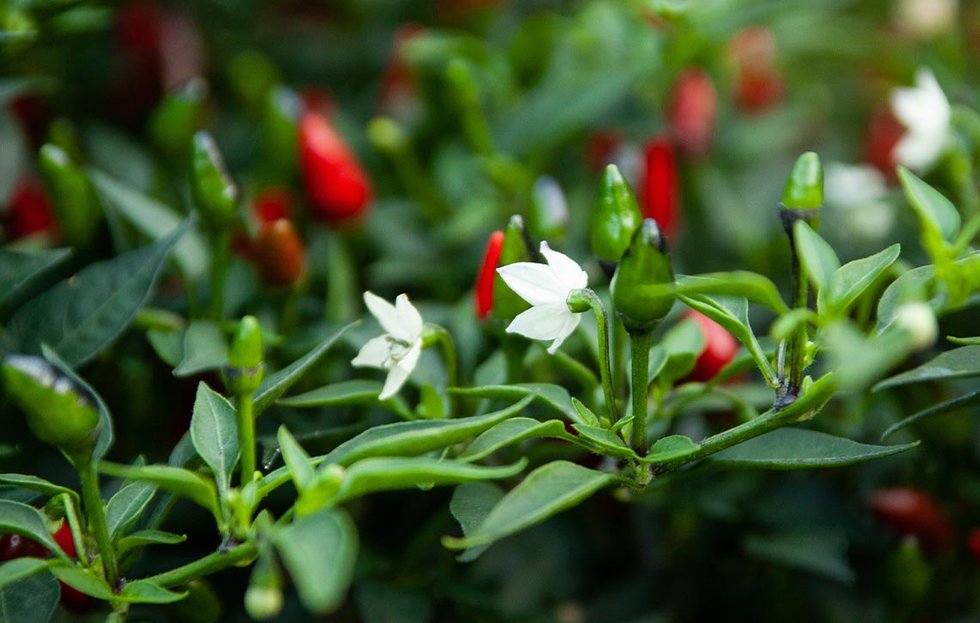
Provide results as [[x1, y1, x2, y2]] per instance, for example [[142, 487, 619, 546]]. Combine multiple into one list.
[[325, 232, 357, 323], [143, 542, 258, 588], [629, 331, 652, 453], [209, 228, 231, 320], [424, 324, 458, 414], [569, 289, 619, 424], [79, 457, 118, 587], [237, 392, 256, 484], [60, 493, 88, 568], [501, 337, 526, 385], [779, 235, 809, 405]]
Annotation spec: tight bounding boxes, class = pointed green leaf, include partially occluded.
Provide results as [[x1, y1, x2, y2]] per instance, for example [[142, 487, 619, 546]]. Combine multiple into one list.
[[190, 383, 239, 491], [0, 248, 71, 308], [278, 380, 385, 407], [0, 501, 67, 562], [0, 571, 59, 623], [0, 558, 53, 590], [117, 580, 187, 604], [50, 567, 113, 600], [117, 530, 186, 554], [98, 463, 219, 521], [874, 346, 980, 390], [882, 390, 980, 440], [448, 383, 579, 423], [0, 474, 77, 503], [643, 435, 698, 463], [793, 221, 839, 291], [898, 167, 961, 241], [334, 457, 526, 503], [105, 481, 156, 539], [458, 418, 568, 462], [174, 321, 227, 377], [277, 426, 314, 491], [680, 294, 775, 385], [571, 424, 635, 459], [710, 428, 917, 469], [820, 244, 900, 316], [449, 482, 505, 562]]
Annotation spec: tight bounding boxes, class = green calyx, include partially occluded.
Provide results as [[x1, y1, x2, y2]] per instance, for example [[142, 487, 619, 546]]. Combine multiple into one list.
[[227, 316, 265, 394], [781, 152, 823, 211], [38, 143, 100, 247], [192, 131, 240, 224], [492, 215, 533, 323], [591, 164, 642, 262], [2, 355, 100, 457], [611, 218, 675, 333]]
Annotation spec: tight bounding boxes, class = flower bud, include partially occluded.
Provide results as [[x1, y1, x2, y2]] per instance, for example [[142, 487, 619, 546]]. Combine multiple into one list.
[[245, 547, 282, 621], [641, 136, 680, 239], [475, 230, 504, 320], [591, 164, 642, 262], [5, 178, 57, 241], [250, 219, 306, 288], [492, 215, 533, 323], [229, 316, 263, 371], [148, 78, 208, 158], [528, 176, 569, 241], [780, 152, 823, 231], [191, 131, 239, 225], [611, 218, 675, 333], [37, 144, 100, 248], [299, 111, 372, 224], [2, 355, 101, 457], [892, 302, 937, 350], [667, 69, 717, 158]]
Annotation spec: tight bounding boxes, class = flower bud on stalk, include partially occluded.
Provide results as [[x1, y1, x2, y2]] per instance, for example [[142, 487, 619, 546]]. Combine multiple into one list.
[[299, 111, 372, 224], [227, 316, 265, 395], [251, 219, 306, 288], [475, 230, 504, 320], [492, 215, 534, 324], [37, 144, 100, 248], [591, 164, 642, 263], [1, 355, 101, 460], [641, 136, 680, 239], [245, 546, 283, 621], [779, 151, 824, 232], [611, 219, 675, 334], [191, 131, 239, 225]]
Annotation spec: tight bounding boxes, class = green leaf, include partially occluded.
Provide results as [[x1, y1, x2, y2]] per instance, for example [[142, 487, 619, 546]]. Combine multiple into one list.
[[0, 248, 71, 308], [117, 580, 187, 604], [40, 345, 115, 461], [449, 482, 505, 562], [744, 530, 854, 583], [710, 428, 917, 469], [3, 223, 187, 367], [334, 457, 526, 503], [643, 435, 698, 463], [89, 169, 209, 282], [117, 529, 186, 554], [146, 328, 183, 368], [270, 508, 358, 614], [278, 380, 385, 407], [98, 463, 220, 521], [874, 346, 980, 390], [793, 221, 839, 291], [320, 395, 533, 467], [570, 398, 599, 426], [442, 461, 614, 551], [190, 382, 239, 491], [0, 501, 66, 562], [882, 390, 980, 440], [819, 244, 900, 316], [448, 384, 579, 423], [50, 567, 113, 600], [654, 318, 705, 385], [571, 424, 635, 459], [174, 321, 228, 377], [0, 570, 59, 623], [278, 426, 314, 491], [898, 167, 961, 242], [458, 418, 568, 462], [105, 481, 156, 539], [0, 474, 77, 503], [672, 272, 789, 314], [0, 558, 52, 590], [680, 294, 775, 385], [254, 323, 355, 414]]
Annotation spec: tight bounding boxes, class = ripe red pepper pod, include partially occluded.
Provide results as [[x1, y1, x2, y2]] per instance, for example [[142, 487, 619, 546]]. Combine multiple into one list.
[[299, 111, 372, 224], [864, 108, 904, 180], [4, 177, 58, 241], [727, 26, 784, 114], [666, 69, 717, 158], [251, 218, 306, 288], [684, 310, 739, 382], [641, 135, 680, 239], [870, 486, 954, 552], [0, 523, 90, 612], [475, 230, 504, 320], [253, 187, 293, 224]]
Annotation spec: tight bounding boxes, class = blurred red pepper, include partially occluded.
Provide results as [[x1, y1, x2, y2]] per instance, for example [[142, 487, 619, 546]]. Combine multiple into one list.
[[251, 219, 306, 288], [728, 27, 784, 113], [967, 528, 980, 563], [640, 135, 680, 239], [379, 24, 425, 120], [0, 533, 48, 561], [5, 178, 58, 241], [6, 93, 53, 149], [0, 523, 91, 612], [475, 230, 504, 320], [299, 111, 372, 224], [684, 310, 739, 382], [253, 188, 293, 224], [870, 487, 954, 552], [666, 69, 717, 158], [864, 108, 904, 180]]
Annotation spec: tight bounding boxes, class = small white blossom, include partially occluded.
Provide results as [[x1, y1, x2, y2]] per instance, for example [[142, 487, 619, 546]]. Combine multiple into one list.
[[825, 162, 894, 239], [893, 302, 938, 350], [895, 0, 958, 39], [496, 241, 589, 354], [352, 291, 424, 400], [890, 68, 951, 173]]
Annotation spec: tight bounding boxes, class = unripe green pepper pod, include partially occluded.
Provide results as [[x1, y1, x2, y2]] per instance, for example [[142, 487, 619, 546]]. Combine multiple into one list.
[[491, 215, 534, 323], [259, 86, 300, 183], [611, 218, 675, 333], [780, 151, 823, 231], [2, 355, 100, 458], [37, 143, 100, 247], [591, 164, 642, 262], [227, 315, 265, 395], [528, 175, 569, 241], [149, 78, 208, 158], [191, 131, 239, 225]]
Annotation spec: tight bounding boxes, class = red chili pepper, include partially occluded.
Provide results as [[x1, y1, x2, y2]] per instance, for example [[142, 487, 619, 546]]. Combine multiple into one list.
[[870, 487, 954, 552], [640, 135, 680, 239], [967, 528, 980, 563], [666, 69, 717, 158], [475, 230, 504, 320], [251, 219, 306, 288], [379, 24, 425, 118], [0, 523, 91, 612], [864, 109, 904, 180], [727, 27, 784, 113], [299, 111, 372, 224], [0, 533, 48, 561], [685, 310, 739, 382], [5, 178, 58, 241], [253, 187, 293, 224]]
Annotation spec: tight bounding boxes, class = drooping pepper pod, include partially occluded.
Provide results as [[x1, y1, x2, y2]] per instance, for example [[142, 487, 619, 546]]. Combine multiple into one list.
[[474, 230, 504, 320], [528, 175, 569, 242], [591, 164, 642, 263], [251, 218, 306, 288], [641, 135, 680, 239], [1, 355, 101, 460], [779, 151, 824, 231], [299, 110, 372, 224], [611, 218, 675, 334], [492, 215, 534, 324], [191, 131, 240, 225], [37, 143, 100, 248]]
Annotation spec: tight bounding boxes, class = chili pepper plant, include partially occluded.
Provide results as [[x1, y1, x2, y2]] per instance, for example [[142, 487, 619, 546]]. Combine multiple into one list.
[[1, 1, 979, 621]]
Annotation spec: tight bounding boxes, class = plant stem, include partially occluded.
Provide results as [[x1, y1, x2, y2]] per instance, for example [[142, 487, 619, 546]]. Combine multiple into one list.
[[570, 289, 619, 424], [501, 337, 526, 384], [143, 541, 258, 588], [209, 228, 231, 320], [629, 331, 651, 453], [60, 493, 88, 568], [79, 458, 118, 587], [237, 392, 256, 484], [424, 324, 459, 414], [779, 232, 809, 406], [325, 232, 358, 323]]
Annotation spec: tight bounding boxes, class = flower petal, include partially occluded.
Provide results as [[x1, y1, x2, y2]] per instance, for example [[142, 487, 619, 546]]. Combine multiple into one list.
[[539, 241, 588, 290], [379, 363, 411, 400], [363, 291, 407, 339], [496, 262, 566, 305], [394, 294, 423, 339], [547, 312, 582, 354], [352, 335, 391, 369], [505, 303, 571, 341], [395, 340, 422, 374]]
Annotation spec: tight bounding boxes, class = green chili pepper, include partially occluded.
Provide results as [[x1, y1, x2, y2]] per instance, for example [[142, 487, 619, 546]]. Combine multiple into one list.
[[37, 143, 100, 247], [591, 164, 642, 262], [191, 131, 239, 224]]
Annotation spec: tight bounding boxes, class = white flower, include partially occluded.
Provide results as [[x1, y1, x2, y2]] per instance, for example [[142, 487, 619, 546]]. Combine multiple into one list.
[[895, 0, 958, 39], [496, 241, 589, 354], [825, 162, 894, 239], [890, 68, 951, 173], [352, 291, 424, 400]]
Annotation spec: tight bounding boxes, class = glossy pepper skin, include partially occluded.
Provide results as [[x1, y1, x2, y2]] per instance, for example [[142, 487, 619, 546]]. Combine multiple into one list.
[[475, 230, 504, 320], [685, 310, 739, 381], [611, 218, 675, 333], [299, 111, 372, 224], [251, 219, 306, 288], [191, 131, 239, 224], [37, 144, 100, 248], [591, 164, 642, 262], [780, 151, 824, 231], [641, 136, 680, 239], [5, 178, 57, 241], [667, 69, 717, 158], [870, 487, 953, 552]]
